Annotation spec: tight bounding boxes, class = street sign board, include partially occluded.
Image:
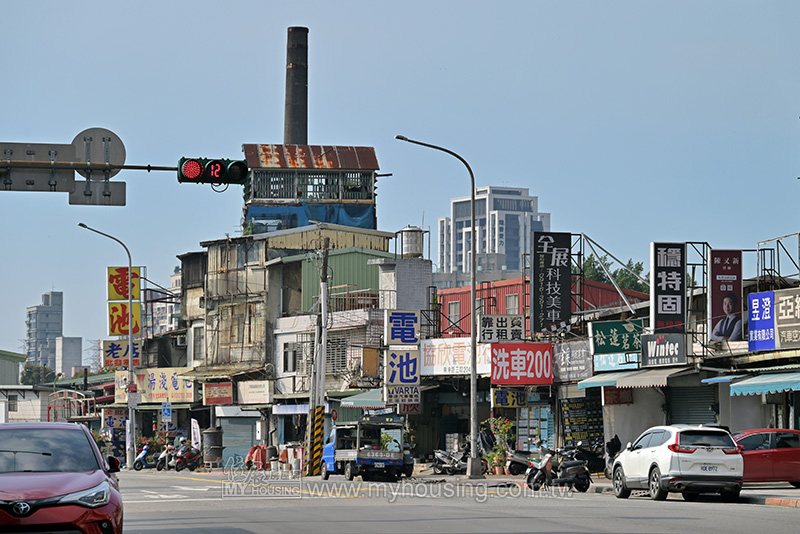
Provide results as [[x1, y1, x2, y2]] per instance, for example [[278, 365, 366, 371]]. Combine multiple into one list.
[[162, 401, 172, 423], [71, 128, 126, 179], [0, 142, 75, 192], [128, 393, 141, 407], [69, 179, 125, 206]]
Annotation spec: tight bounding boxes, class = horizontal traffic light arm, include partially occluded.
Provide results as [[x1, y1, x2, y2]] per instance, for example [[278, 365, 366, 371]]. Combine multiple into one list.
[[1, 160, 177, 172]]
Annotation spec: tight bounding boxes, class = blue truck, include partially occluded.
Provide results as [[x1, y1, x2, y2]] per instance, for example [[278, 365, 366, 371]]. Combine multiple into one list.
[[321, 414, 405, 482]]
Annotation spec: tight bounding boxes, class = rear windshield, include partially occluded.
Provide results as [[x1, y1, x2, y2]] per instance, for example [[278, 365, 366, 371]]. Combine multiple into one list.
[[679, 430, 735, 448], [0, 427, 101, 473]]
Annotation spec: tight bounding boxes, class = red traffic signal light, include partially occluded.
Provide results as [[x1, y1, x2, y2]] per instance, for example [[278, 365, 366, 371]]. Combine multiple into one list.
[[177, 157, 249, 184]]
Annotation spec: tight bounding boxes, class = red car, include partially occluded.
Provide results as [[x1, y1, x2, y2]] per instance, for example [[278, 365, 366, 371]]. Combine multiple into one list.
[[732, 428, 800, 487], [0, 422, 123, 533]]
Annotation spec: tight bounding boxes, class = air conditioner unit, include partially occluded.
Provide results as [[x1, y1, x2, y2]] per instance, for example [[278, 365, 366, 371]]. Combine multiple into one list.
[[175, 334, 187, 347]]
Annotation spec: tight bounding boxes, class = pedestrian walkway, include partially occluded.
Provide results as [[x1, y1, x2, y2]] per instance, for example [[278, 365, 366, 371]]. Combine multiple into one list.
[[412, 466, 800, 508]]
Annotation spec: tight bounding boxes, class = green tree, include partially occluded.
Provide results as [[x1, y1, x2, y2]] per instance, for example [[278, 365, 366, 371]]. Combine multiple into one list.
[[577, 254, 649, 293], [20, 362, 57, 385], [613, 259, 648, 293]]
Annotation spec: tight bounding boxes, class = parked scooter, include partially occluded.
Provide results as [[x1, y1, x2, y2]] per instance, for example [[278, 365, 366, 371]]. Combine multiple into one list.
[[603, 434, 621, 479], [174, 439, 203, 472], [573, 439, 605, 474], [507, 449, 537, 476], [156, 444, 176, 471], [525, 443, 592, 492], [133, 444, 156, 471]]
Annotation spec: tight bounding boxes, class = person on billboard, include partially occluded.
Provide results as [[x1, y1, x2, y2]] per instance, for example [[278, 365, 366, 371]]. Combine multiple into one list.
[[710, 292, 742, 341]]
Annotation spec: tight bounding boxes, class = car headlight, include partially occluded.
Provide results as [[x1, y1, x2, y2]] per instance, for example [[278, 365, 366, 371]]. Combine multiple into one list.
[[58, 480, 111, 508]]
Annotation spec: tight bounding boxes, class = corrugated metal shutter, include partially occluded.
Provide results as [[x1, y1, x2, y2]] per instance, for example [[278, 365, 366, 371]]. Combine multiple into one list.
[[669, 386, 717, 425], [219, 417, 259, 465]]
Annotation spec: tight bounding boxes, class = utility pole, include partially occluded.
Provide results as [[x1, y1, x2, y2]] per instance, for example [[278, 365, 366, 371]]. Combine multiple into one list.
[[305, 237, 329, 476]]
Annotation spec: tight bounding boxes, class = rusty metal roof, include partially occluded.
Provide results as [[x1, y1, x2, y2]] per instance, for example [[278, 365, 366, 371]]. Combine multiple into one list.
[[243, 144, 379, 171]]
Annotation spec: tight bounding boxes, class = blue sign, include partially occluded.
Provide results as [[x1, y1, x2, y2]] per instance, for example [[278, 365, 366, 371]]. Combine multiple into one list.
[[748, 291, 775, 352], [593, 352, 640, 372]]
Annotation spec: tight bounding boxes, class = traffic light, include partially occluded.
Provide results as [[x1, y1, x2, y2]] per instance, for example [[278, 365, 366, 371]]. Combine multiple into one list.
[[177, 157, 249, 184]]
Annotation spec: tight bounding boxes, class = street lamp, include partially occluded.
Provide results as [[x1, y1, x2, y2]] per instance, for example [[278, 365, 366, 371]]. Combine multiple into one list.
[[78, 222, 136, 469], [394, 134, 482, 479]]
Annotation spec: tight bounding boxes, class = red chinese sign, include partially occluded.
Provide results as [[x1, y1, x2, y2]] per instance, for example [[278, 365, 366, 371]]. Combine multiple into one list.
[[203, 382, 233, 406], [108, 302, 142, 336], [490, 342, 553, 385], [107, 266, 141, 301]]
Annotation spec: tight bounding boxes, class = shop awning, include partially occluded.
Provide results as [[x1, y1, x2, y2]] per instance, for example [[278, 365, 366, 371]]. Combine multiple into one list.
[[701, 374, 747, 384], [730, 372, 800, 396], [340, 389, 386, 409], [177, 366, 264, 381], [616, 366, 694, 389], [577, 370, 642, 390]]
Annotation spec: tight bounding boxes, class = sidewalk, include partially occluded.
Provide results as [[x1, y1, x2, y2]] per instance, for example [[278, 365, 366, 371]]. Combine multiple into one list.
[[412, 466, 800, 508]]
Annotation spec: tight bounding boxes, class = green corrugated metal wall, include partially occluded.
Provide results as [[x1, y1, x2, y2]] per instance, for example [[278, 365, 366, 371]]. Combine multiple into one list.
[[300, 248, 395, 311]]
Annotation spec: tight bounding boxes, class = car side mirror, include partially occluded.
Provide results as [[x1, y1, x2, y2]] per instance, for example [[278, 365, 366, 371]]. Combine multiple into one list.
[[625, 442, 633, 451], [107, 456, 121, 473]]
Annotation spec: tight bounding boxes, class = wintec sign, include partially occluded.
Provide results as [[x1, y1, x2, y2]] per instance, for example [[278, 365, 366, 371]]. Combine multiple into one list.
[[641, 334, 687, 367]]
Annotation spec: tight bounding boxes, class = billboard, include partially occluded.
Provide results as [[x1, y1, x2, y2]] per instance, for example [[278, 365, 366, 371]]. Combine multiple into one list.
[[490, 342, 553, 386], [748, 291, 776, 352], [650, 243, 686, 334], [641, 333, 687, 367], [708, 250, 743, 341], [532, 232, 571, 333]]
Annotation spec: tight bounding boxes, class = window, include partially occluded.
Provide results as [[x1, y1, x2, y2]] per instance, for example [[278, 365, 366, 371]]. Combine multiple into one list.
[[448, 301, 461, 330], [505, 293, 519, 315], [283, 342, 297, 373], [192, 326, 204, 363], [633, 432, 652, 450], [679, 430, 736, 448], [0, 427, 101, 473], [775, 432, 800, 449], [736, 433, 771, 451], [7, 394, 18, 412]]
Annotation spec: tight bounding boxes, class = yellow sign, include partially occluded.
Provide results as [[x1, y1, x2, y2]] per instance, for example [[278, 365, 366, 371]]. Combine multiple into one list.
[[108, 302, 142, 337], [107, 266, 141, 301], [115, 367, 196, 404], [491, 389, 528, 408]]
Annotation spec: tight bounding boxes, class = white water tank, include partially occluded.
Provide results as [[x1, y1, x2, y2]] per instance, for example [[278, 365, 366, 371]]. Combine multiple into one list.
[[399, 225, 425, 258]]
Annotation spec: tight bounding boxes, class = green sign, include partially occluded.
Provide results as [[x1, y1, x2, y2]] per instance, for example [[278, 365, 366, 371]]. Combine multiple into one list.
[[589, 319, 644, 355]]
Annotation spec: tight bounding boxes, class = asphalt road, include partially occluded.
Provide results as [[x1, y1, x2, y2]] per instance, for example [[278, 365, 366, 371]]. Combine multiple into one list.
[[120, 469, 799, 534]]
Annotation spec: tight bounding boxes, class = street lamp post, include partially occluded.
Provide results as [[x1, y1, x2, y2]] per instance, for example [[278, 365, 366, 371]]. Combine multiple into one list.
[[78, 222, 136, 469], [394, 135, 483, 478]]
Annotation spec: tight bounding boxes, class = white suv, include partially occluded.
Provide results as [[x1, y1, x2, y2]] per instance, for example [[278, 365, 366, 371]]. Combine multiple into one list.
[[612, 424, 743, 502]]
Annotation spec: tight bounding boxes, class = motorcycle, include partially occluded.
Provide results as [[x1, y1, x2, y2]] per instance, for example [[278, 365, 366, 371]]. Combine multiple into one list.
[[133, 444, 156, 471], [432, 447, 489, 475], [507, 449, 536, 476], [525, 444, 592, 492], [175, 442, 203, 472], [573, 439, 605, 474], [156, 444, 176, 471], [604, 434, 621, 479]]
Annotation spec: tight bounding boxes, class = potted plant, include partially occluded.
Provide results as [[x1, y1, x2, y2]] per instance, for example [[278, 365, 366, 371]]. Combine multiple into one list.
[[483, 452, 498, 474], [484, 416, 514, 474]]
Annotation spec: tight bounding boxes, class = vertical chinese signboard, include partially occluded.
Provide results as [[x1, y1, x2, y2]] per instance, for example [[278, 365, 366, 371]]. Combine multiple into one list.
[[532, 232, 571, 333], [774, 288, 800, 350], [384, 310, 421, 404], [650, 243, 686, 334], [748, 291, 776, 351], [708, 250, 743, 341], [106, 266, 142, 337]]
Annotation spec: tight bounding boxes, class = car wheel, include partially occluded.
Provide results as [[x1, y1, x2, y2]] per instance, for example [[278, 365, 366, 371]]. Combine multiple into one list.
[[613, 467, 631, 499], [649, 467, 668, 501], [321, 461, 330, 480], [682, 492, 699, 502], [344, 462, 355, 481], [720, 489, 740, 503], [790, 481, 800, 489]]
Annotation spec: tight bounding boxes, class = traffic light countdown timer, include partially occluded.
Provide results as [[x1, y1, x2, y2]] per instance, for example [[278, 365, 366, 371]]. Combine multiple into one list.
[[177, 157, 248, 184]]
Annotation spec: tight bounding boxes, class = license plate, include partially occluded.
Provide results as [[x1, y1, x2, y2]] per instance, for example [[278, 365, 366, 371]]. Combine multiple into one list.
[[700, 464, 718, 472], [374, 462, 385, 468]]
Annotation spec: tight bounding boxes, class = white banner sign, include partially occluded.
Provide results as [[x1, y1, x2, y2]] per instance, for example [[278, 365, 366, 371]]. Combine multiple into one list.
[[420, 338, 491, 376]]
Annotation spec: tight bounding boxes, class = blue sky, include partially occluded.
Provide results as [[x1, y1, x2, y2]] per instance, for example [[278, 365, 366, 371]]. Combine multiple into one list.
[[2, 1, 800, 356]]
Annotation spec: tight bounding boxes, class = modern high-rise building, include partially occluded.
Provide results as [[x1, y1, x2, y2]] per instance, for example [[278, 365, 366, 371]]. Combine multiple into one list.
[[24, 291, 63, 369], [438, 186, 551, 274]]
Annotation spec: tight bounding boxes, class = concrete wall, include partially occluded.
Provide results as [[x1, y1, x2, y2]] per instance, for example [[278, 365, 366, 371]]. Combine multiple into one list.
[[56, 337, 82, 376], [603, 388, 667, 448]]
